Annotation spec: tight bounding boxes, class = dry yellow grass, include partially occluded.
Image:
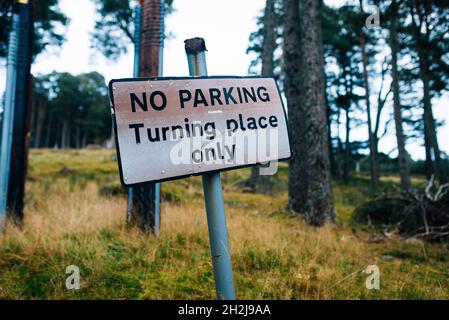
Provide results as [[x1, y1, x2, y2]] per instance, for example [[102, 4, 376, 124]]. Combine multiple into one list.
[[0, 149, 448, 299]]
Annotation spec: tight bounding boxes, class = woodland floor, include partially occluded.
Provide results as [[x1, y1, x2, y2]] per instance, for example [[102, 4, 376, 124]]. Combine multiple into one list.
[[0, 148, 448, 299]]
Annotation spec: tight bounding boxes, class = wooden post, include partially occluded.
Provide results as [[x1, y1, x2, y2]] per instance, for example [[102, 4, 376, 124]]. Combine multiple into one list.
[[128, 0, 164, 234]]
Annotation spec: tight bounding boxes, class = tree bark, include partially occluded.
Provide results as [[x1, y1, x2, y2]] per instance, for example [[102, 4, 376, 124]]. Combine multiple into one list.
[[409, 0, 447, 184], [131, 0, 162, 232], [66, 121, 71, 148], [336, 107, 343, 180], [284, 0, 307, 212], [343, 106, 351, 181], [359, 0, 379, 192], [75, 125, 80, 149], [248, 0, 276, 194], [33, 98, 46, 148], [421, 61, 447, 184], [44, 111, 53, 148], [342, 64, 352, 182], [82, 132, 88, 148], [325, 81, 335, 177], [297, 0, 335, 225], [61, 119, 68, 149], [390, 0, 411, 191]]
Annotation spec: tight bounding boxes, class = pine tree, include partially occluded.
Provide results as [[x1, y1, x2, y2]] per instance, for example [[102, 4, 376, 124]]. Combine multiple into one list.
[[284, 0, 335, 225], [247, 0, 277, 194]]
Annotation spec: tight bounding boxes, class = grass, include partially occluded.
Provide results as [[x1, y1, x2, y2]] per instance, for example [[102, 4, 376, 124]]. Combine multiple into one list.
[[0, 148, 448, 299]]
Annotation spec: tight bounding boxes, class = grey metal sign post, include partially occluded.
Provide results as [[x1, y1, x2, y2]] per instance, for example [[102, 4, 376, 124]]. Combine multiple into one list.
[[184, 37, 236, 300], [0, 6, 19, 227], [0, 0, 33, 228]]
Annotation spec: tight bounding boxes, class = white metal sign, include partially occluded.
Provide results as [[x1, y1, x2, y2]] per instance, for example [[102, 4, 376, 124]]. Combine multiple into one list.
[[109, 76, 291, 185]]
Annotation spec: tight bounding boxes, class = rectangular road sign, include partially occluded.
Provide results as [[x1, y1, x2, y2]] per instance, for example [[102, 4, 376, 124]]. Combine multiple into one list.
[[109, 76, 291, 186]]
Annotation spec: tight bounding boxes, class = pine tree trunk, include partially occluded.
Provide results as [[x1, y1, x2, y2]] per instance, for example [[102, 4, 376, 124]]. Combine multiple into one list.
[[343, 107, 350, 181], [336, 106, 343, 180], [82, 132, 88, 148], [421, 62, 447, 184], [359, 1, 379, 192], [34, 98, 45, 148], [66, 121, 71, 148], [298, 0, 335, 225], [390, 0, 411, 191], [424, 132, 433, 180], [61, 120, 68, 149], [75, 125, 80, 149], [409, 1, 448, 184], [44, 111, 53, 148], [30, 97, 37, 147], [284, 0, 307, 212], [342, 64, 351, 182], [325, 85, 335, 177], [248, 0, 276, 194]]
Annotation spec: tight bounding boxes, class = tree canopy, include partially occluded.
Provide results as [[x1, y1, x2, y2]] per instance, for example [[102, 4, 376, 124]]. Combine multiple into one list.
[[30, 71, 111, 148]]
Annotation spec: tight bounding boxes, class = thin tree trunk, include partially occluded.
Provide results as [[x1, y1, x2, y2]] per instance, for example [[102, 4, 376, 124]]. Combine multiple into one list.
[[61, 120, 67, 149], [342, 64, 351, 182], [359, 0, 379, 192], [336, 107, 343, 180], [44, 111, 53, 148], [75, 125, 80, 149], [421, 63, 447, 184], [390, 0, 411, 191], [66, 121, 71, 148], [424, 130, 433, 180], [82, 132, 88, 148], [343, 107, 350, 181], [298, 0, 335, 225], [30, 97, 37, 147], [34, 98, 45, 148], [248, 0, 276, 194], [324, 71, 335, 177], [410, 0, 447, 184]]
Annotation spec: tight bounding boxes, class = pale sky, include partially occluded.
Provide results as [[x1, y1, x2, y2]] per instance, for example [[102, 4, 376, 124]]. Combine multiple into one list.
[[0, 0, 447, 160]]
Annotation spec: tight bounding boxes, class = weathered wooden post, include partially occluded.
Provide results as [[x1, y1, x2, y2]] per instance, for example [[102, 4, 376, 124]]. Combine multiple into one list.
[[127, 0, 164, 234]]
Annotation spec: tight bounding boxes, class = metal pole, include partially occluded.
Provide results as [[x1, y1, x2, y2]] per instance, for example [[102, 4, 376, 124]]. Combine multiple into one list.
[[127, 3, 142, 224], [150, 0, 165, 233], [0, 7, 20, 227], [133, 4, 142, 78], [158, 0, 164, 77], [6, 0, 33, 223], [185, 37, 236, 300]]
